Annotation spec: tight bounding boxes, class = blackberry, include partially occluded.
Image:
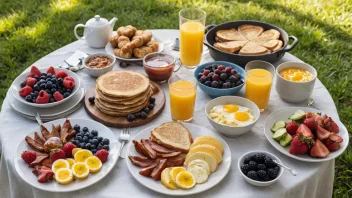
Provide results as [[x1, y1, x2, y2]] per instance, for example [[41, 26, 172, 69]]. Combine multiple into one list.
[[268, 168, 279, 179], [264, 157, 275, 168], [241, 164, 250, 174], [253, 153, 266, 163], [257, 170, 267, 180], [246, 171, 258, 180], [257, 164, 266, 170], [243, 156, 251, 164], [248, 161, 257, 171], [263, 174, 272, 181]]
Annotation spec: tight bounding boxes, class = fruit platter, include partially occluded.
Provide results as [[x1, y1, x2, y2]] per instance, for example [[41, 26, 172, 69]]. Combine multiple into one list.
[[264, 107, 349, 162], [126, 121, 231, 196], [11, 66, 81, 108], [14, 118, 119, 192]]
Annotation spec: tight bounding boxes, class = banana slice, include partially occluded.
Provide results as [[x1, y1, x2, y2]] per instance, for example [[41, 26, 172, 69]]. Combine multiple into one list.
[[187, 159, 211, 175], [188, 166, 209, 184], [52, 159, 69, 173], [161, 168, 178, 190], [169, 167, 186, 183], [185, 152, 218, 173], [175, 171, 196, 189]]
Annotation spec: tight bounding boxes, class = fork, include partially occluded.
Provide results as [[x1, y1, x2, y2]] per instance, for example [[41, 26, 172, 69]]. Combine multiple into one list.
[[118, 128, 130, 159]]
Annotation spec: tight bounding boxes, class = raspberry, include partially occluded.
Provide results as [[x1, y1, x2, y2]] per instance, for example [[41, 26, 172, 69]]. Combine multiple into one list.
[[53, 91, 64, 101], [218, 65, 225, 71], [63, 77, 75, 89], [36, 90, 50, 104], [46, 66, 55, 74], [19, 85, 33, 97], [55, 70, 68, 79], [25, 77, 37, 87], [95, 149, 109, 163], [29, 66, 41, 77]]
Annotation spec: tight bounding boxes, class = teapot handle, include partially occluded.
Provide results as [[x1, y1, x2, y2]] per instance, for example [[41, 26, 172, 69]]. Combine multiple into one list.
[[74, 24, 85, 40]]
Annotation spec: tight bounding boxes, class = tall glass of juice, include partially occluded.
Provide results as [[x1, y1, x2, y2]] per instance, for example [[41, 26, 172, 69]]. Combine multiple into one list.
[[179, 8, 206, 69], [245, 61, 275, 112], [168, 73, 197, 122]]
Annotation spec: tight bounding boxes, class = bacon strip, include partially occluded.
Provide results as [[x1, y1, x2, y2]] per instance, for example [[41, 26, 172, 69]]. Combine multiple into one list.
[[157, 151, 181, 158], [60, 120, 76, 143], [30, 154, 49, 168], [149, 141, 174, 154], [51, 124, 60, 138], [41, 159, 52, 168], [128, 156, 155, 167], [34, 132, 45, 145], [151, 159, 167, 181], [40, 125, 52, 140], [141, 139, 157, 159], [133, 140, 148, 157], [166, 157, 185, 167], [139, 160, 159, 177], [25, 136, 45, 152]]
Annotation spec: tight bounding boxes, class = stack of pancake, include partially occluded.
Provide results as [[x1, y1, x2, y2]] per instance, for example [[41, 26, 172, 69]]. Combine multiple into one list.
[[95, 70, 154, 116]]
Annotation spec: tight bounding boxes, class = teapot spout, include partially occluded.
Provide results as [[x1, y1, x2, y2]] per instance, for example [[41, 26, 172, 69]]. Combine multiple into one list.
[[108, 17, 118, 29]]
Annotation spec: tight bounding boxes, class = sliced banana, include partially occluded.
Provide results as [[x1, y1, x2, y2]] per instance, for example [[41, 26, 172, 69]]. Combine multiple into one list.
[[188, 166, 209, 184], [187, 159, 211, 175]]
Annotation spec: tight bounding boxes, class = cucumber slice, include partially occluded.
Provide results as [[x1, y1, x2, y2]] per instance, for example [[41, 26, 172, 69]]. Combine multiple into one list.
[[289, 110, 306, 121], [271, 121, 286, 132], [280, 133, 292, 147], [272, 128, 287, 141], [285, 119, 292, 124]]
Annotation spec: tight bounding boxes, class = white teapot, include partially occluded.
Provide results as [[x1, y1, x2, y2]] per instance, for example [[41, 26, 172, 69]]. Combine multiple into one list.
[[74, 15, 117, 48]]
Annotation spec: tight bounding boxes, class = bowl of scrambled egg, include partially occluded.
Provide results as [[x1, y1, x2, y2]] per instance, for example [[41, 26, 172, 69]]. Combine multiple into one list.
[[205, 96, 260, 137]]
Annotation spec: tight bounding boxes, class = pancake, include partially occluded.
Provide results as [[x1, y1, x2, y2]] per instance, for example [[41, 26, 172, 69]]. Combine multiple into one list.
[[96, 71, 150, 97], [95, 99, 148, 116], [272, 40, 283, 51], [256, 29, 280, 40], [95, 91, 151, 108], [96, 86, 151, 103], [213, 40, 248, 53], [95, 97, 149, 111]]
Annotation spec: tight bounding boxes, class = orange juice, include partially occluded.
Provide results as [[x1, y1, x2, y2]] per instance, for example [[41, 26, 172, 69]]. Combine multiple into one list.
[[180, 21, 204, 67], [169, 80, 197, 121], [245, 69, 273, 110], [279, 68, 313, 82]]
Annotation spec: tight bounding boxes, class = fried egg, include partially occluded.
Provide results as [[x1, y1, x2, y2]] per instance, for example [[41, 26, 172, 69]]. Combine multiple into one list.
[[209, 104, 255, 126]]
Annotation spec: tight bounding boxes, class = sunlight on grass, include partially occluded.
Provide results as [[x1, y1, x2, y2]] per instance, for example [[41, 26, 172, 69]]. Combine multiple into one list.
[[0, 12, 26, 33], [51, 0, 80, 12], [16, 21, 48, 39]]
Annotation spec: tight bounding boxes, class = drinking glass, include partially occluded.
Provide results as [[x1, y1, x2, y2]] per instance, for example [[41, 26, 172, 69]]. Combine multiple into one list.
[[179, 8, 206, 69], [245, 60, 275, 112], [168, 73, 197, 122]]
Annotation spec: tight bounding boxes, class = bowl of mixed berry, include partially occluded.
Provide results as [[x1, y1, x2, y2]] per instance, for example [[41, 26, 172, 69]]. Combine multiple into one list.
[[238, 151, 283, 186], [194, 61, 245, 98], [12, 66, 81, 108]]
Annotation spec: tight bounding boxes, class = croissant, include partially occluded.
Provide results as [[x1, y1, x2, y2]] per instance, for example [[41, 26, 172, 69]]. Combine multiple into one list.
[[121, 30, 153, 53], [133, 40, 159, 58], [135, 30, 144, 36], [114, 48, 132, 59], [109, 35, 119, 48], [117, 25, 137, 38], [117, 36, 130, 49]]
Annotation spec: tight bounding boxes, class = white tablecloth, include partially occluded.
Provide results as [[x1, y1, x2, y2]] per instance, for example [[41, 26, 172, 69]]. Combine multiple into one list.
[[0, 30, 336, 198]]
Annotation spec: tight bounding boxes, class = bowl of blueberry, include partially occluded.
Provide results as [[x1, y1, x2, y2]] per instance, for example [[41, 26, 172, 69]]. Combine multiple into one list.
[[11, 66, 81, 108], [238, 151, 283, 186], [194, 61, 245, 98]]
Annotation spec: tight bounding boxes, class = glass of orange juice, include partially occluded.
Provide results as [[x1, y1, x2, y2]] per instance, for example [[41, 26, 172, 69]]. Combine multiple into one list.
[[245, 61, 275, 112], [179, 8, 206, 69], [168, 73, 197, 122]]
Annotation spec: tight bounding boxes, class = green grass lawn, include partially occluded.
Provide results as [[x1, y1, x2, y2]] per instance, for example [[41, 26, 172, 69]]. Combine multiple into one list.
[[0, 0, 351, 196]]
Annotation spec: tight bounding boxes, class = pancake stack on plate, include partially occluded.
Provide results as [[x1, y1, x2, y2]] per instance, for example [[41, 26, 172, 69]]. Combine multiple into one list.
[[95, 70, 154, 116]]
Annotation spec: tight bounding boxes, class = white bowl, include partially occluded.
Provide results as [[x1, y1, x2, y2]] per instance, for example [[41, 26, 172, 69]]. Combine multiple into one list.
[[238, 151, 283, 187], [205, 96, 260, 137], [83, 53, 116, 77], [11, 67, 81, 108], [275, 62, 317, 103]]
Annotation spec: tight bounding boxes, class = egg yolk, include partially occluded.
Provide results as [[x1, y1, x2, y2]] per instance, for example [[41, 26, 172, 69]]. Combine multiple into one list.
[[234, 112, 250, 121], [223, 104, 239, 113]]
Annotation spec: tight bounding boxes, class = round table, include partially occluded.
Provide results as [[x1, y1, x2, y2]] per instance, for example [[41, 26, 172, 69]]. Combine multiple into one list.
[[0, 30, 337, 198]]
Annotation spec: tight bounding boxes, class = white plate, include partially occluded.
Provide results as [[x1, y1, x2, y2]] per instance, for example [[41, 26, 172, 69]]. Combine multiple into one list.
[[11, 67, 81, 108], [105, 33, 164, 62], [126, 123, 231, 196], [9, 84, 85, 118], [14, 118, 120, 192], [264, 107, 349, 162]]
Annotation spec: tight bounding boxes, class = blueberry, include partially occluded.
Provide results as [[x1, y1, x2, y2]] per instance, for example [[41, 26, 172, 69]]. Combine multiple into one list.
[[83, 136, 89, 142], [102, 138, 110, 145], [79, 143, 85, 149], [75, 136, 82, 142], [40, 83, 46, 89], [229, 75, 238, 83], [85, 143, 92, 150], [47, 73, 52, 78], [71, 140, 77, 145], [46, 83, 52, 89], [91, 130, 98, 136], [97, 137, 103, 142], [45, 89, 50, 94], [58, 78, 63, 84], [25, 95, 32, 102], [63, 88, 67, 92], [91, 149, 97, 154], [50, 98, 55, 103], [220, 73, 228, 81], [204, 81, 212, 87], [91, 145, 96, 150], [102, 145, 110, 151], [88, 139, 93, 144], [222, 83, 229, 89], [211, 81, 219, 88], [141, 111, 147, 119], [67, 89, 72, 93], [88, 134, 94, 139], [32, 84, 39, 91], [127, 114, 135, 122], [41, 72, 47, 76], [63, 92, 70, 98], [149, 97, 155, 104], [135, 112, 141, 118], [82, 127, 89, 132], [32, 99, 36, 103], [143, 108, 150, 113], [48, 94, 52, 99], [40, 76, 46, 80], [88, 96, 95, 104], [92, 139, 99, 145], [58, 89, 63, 94], [49, 88, 56, 95], [51, 78, 57, 84], [34, 75, 39, 80], [148, 104, 154, 110], [73, 124, 80, 132], [97, 145, 102, 150], [52, 75, 56, 78]]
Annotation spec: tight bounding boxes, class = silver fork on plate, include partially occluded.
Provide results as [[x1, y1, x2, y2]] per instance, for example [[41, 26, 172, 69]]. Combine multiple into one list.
[[118, 128, 130, 159]]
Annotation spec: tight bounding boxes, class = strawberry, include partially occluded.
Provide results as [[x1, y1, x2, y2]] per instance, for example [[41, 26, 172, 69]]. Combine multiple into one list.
[[329, 133, 343, 143], [53, 91, 64, 101], [95, 149, 109, 163], [62, 143, 77, 158], [55, 70, 68, 79], [19, 85, 33, 97], [322, 139, 340, 151], [50, 149, 66, 162], [63, 77, 75, 89], [286, 122, 299, 136], [25, 77, 37, 87], [324, 116, 339, 133], [46, 66, 55, 74], [296, 124, 314, 139], [21, 150, 37, 165], [316, 125, 331, 140], [36, 90, 50, 104], [314, 115, 323, 128], [289, 135, 310, 155], [303, 118, 315, 132], [29, 66, 41, 77], [310, 139, 330, 158]]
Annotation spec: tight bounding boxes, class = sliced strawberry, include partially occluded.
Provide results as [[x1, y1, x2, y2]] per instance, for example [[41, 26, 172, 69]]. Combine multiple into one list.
[[324, 116, 339, 133], [322, 139, 340, 151], [289, 135, 310, 155], [314, 115, 323, 128], [29, 66, 42, 77], [316, 125, 331, 140], [36, 90, 50, 104], [46, 66, 55, 74], [53, 91, 64, 101], [303, 117, 316, 132], [329, 133, 343, 143], [296, 124, 314, 139], [25, 77, 37, 87], [37, 169, 54, 183], [286, 122, 299, 136], [310, 139, 330, 158], [55, 70, 68, 79], [19, 85, 33, 97]]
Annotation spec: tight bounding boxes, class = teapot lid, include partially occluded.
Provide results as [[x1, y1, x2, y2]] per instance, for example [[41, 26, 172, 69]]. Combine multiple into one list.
[[86, 15, 108, 27]]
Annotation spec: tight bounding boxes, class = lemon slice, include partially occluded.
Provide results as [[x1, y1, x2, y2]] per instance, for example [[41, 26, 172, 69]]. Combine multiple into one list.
[[72, 148, 82, 156], [55, 168, 73, 185], [74, 149, 93, 163], [52, 159, 69, 173], [66, 158, 76, 169], [72, 162, 90, 180], [169, 167, 186, 182], [85, 156, 102, 173], [161, 168, 178, 190], [175, 171, 196, 189], [188, 166, 208, 184]]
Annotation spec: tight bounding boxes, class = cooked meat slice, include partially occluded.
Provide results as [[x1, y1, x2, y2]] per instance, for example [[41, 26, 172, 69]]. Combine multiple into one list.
[[133, 140, 148, 157], [34, 151, 49, 157], [141, 139, 157, 159], [51, 124, 60, 138], [139, 160, 159, 177], [25, 136, 45, 152], [149, 141, 174, 154], [150, 159, 167, 181], [41, 159, 52, 168], [166, 157, 185, 167], [64, 129, 76, 143], [157, 151, 181, 158], [40, 125, 52, 140], [60, 120, 73, 143], [56, 124, 61, 134], [33, 166, 54, 183], [34, 132, 45, 145], [30, 154, 49, 168], [32, 165, 51, 175], [132, 156, 150, 161], [128, 156, 155, 167]]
